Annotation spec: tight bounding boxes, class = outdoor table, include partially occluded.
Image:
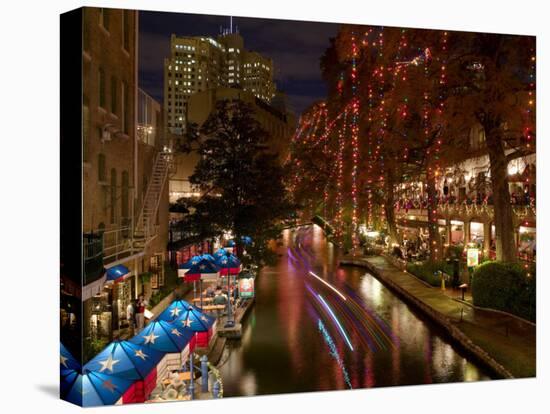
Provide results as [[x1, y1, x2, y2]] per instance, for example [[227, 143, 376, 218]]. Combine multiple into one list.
[[162, 371, 196, 386], [192, 297, 214, 303], [201, 305, 226, 311]]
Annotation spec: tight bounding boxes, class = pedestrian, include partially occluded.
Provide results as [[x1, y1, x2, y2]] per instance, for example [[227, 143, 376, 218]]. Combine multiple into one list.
[[136, 295, 147, 332], [126, 301, 135, 334]]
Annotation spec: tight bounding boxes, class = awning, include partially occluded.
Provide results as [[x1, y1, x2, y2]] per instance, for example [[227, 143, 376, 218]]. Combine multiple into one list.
[[106, 264, 130, 282]]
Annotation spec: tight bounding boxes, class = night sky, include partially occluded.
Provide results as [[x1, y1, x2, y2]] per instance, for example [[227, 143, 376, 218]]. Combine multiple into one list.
[[138, 10, 339, 116]]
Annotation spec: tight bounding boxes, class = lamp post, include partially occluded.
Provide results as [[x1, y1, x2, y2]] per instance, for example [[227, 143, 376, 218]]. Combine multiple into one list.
[[188, 335, 195, 400], [225, 251, 234, 327]]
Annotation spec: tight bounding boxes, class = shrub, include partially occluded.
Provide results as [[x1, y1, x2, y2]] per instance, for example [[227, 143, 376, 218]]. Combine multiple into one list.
[[446, 245, 464, 260], [472, 261, 536, 322], [406, 261, 453, 287]]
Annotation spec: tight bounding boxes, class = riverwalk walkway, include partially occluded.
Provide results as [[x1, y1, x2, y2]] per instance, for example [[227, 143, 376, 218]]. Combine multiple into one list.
[[340, 255, 536, 379]]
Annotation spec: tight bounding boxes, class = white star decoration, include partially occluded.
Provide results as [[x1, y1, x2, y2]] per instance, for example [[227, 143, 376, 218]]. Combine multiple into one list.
[[98, 354, 119, 373], [60, 355, 68, 368], [182, 318, 193, 327], [171, 328, 182, 337], [199, 265, 206, 270], [134, 349, 148, 361], [170, 307, 181, 317], [143, 332, 159, 344], [200, 316, 209, 322]]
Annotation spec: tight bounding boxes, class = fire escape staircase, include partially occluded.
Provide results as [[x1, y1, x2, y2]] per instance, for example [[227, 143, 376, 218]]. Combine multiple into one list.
[[132, 151, 172, 251]]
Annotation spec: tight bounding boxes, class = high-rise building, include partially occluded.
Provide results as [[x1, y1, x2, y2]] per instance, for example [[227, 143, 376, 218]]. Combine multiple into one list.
[[164, 29, 276, 135]]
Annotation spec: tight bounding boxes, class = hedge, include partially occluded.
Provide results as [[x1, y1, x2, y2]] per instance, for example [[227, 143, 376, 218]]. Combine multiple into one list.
[[406, 261, 455, 287], [471, 261, 536, 322]]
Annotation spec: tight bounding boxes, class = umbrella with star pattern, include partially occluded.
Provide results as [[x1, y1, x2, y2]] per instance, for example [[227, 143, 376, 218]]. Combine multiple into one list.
[[172, 306, 216, 332], [129, 320, 194, 353], [182, 258, 220, 282], [215, 253, 241, 276], [156, 299, 195, 323], [83, 340, 163, 380], [63, 370, 134, 406], [177, 255, 202, 278]]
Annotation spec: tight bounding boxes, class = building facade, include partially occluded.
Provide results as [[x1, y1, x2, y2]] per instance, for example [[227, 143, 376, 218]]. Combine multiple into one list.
[[81, 7, 170, 359], [393, 125, 536, 262], [163, 30, 276, 135], [168, 87, 295, 203]]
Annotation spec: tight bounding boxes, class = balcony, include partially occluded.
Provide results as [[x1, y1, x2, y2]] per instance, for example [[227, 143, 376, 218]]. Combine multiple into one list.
[[395, 202, 536, 224]]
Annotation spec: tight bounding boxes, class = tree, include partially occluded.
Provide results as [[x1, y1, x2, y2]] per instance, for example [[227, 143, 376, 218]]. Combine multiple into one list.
[[442, 32, 535, 261], [180, 100, 296, 267]]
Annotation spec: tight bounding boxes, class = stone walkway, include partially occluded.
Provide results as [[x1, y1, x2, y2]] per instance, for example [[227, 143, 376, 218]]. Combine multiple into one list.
[[341, 255, 536, 379]]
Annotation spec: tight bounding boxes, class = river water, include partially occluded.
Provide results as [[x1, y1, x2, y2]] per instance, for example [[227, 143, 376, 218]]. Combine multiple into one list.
[[218, 225, 491, 397]]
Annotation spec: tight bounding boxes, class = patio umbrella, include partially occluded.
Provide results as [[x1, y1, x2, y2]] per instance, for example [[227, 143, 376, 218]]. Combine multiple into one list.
[[83, 340, 165, 404], [201, 253, 217, 263], [172, 306, 215, 333], [63, 370, 134, 407], [215, 253, 241, 276], [213, 248, 227, 259], [83, 340, 163, 380], [156, 299, 195, 323], [177, 255, 202, 278], [60, 343, 80, 376], [60, 343, 81, 398], [182, 259, 220, 282], [130, 320, 194, 354]]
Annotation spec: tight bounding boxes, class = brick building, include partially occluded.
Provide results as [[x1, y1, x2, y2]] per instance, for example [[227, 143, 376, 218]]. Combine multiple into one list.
[[81, 7, 170, 358]]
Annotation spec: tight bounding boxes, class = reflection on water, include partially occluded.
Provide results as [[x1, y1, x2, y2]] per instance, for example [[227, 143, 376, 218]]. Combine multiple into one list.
[[219, 225, 491, 397]]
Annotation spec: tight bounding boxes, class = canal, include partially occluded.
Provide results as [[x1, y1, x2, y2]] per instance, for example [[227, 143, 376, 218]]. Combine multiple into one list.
[[218, 225, 491, 397]]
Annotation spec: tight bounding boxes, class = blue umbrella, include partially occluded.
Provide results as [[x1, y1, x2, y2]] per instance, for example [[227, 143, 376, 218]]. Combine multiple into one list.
[[60, 343, 81, 376], [226, 239, 236, 247], [213, 248, 227, 259], [215, 253, 241, 276], [83, 340, 163, 380], [241, 236, 253, 245], [201, 253, 217, 263], [156, 299, 195, 323], [130, 320, 194, 353], [106, 264, 130, 282], [172, 306, 216, 332], [177, 255, 202, 277], [60, 343, 81, 398], [64, 370, 134, 407], [182, 259, 220, 282]]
